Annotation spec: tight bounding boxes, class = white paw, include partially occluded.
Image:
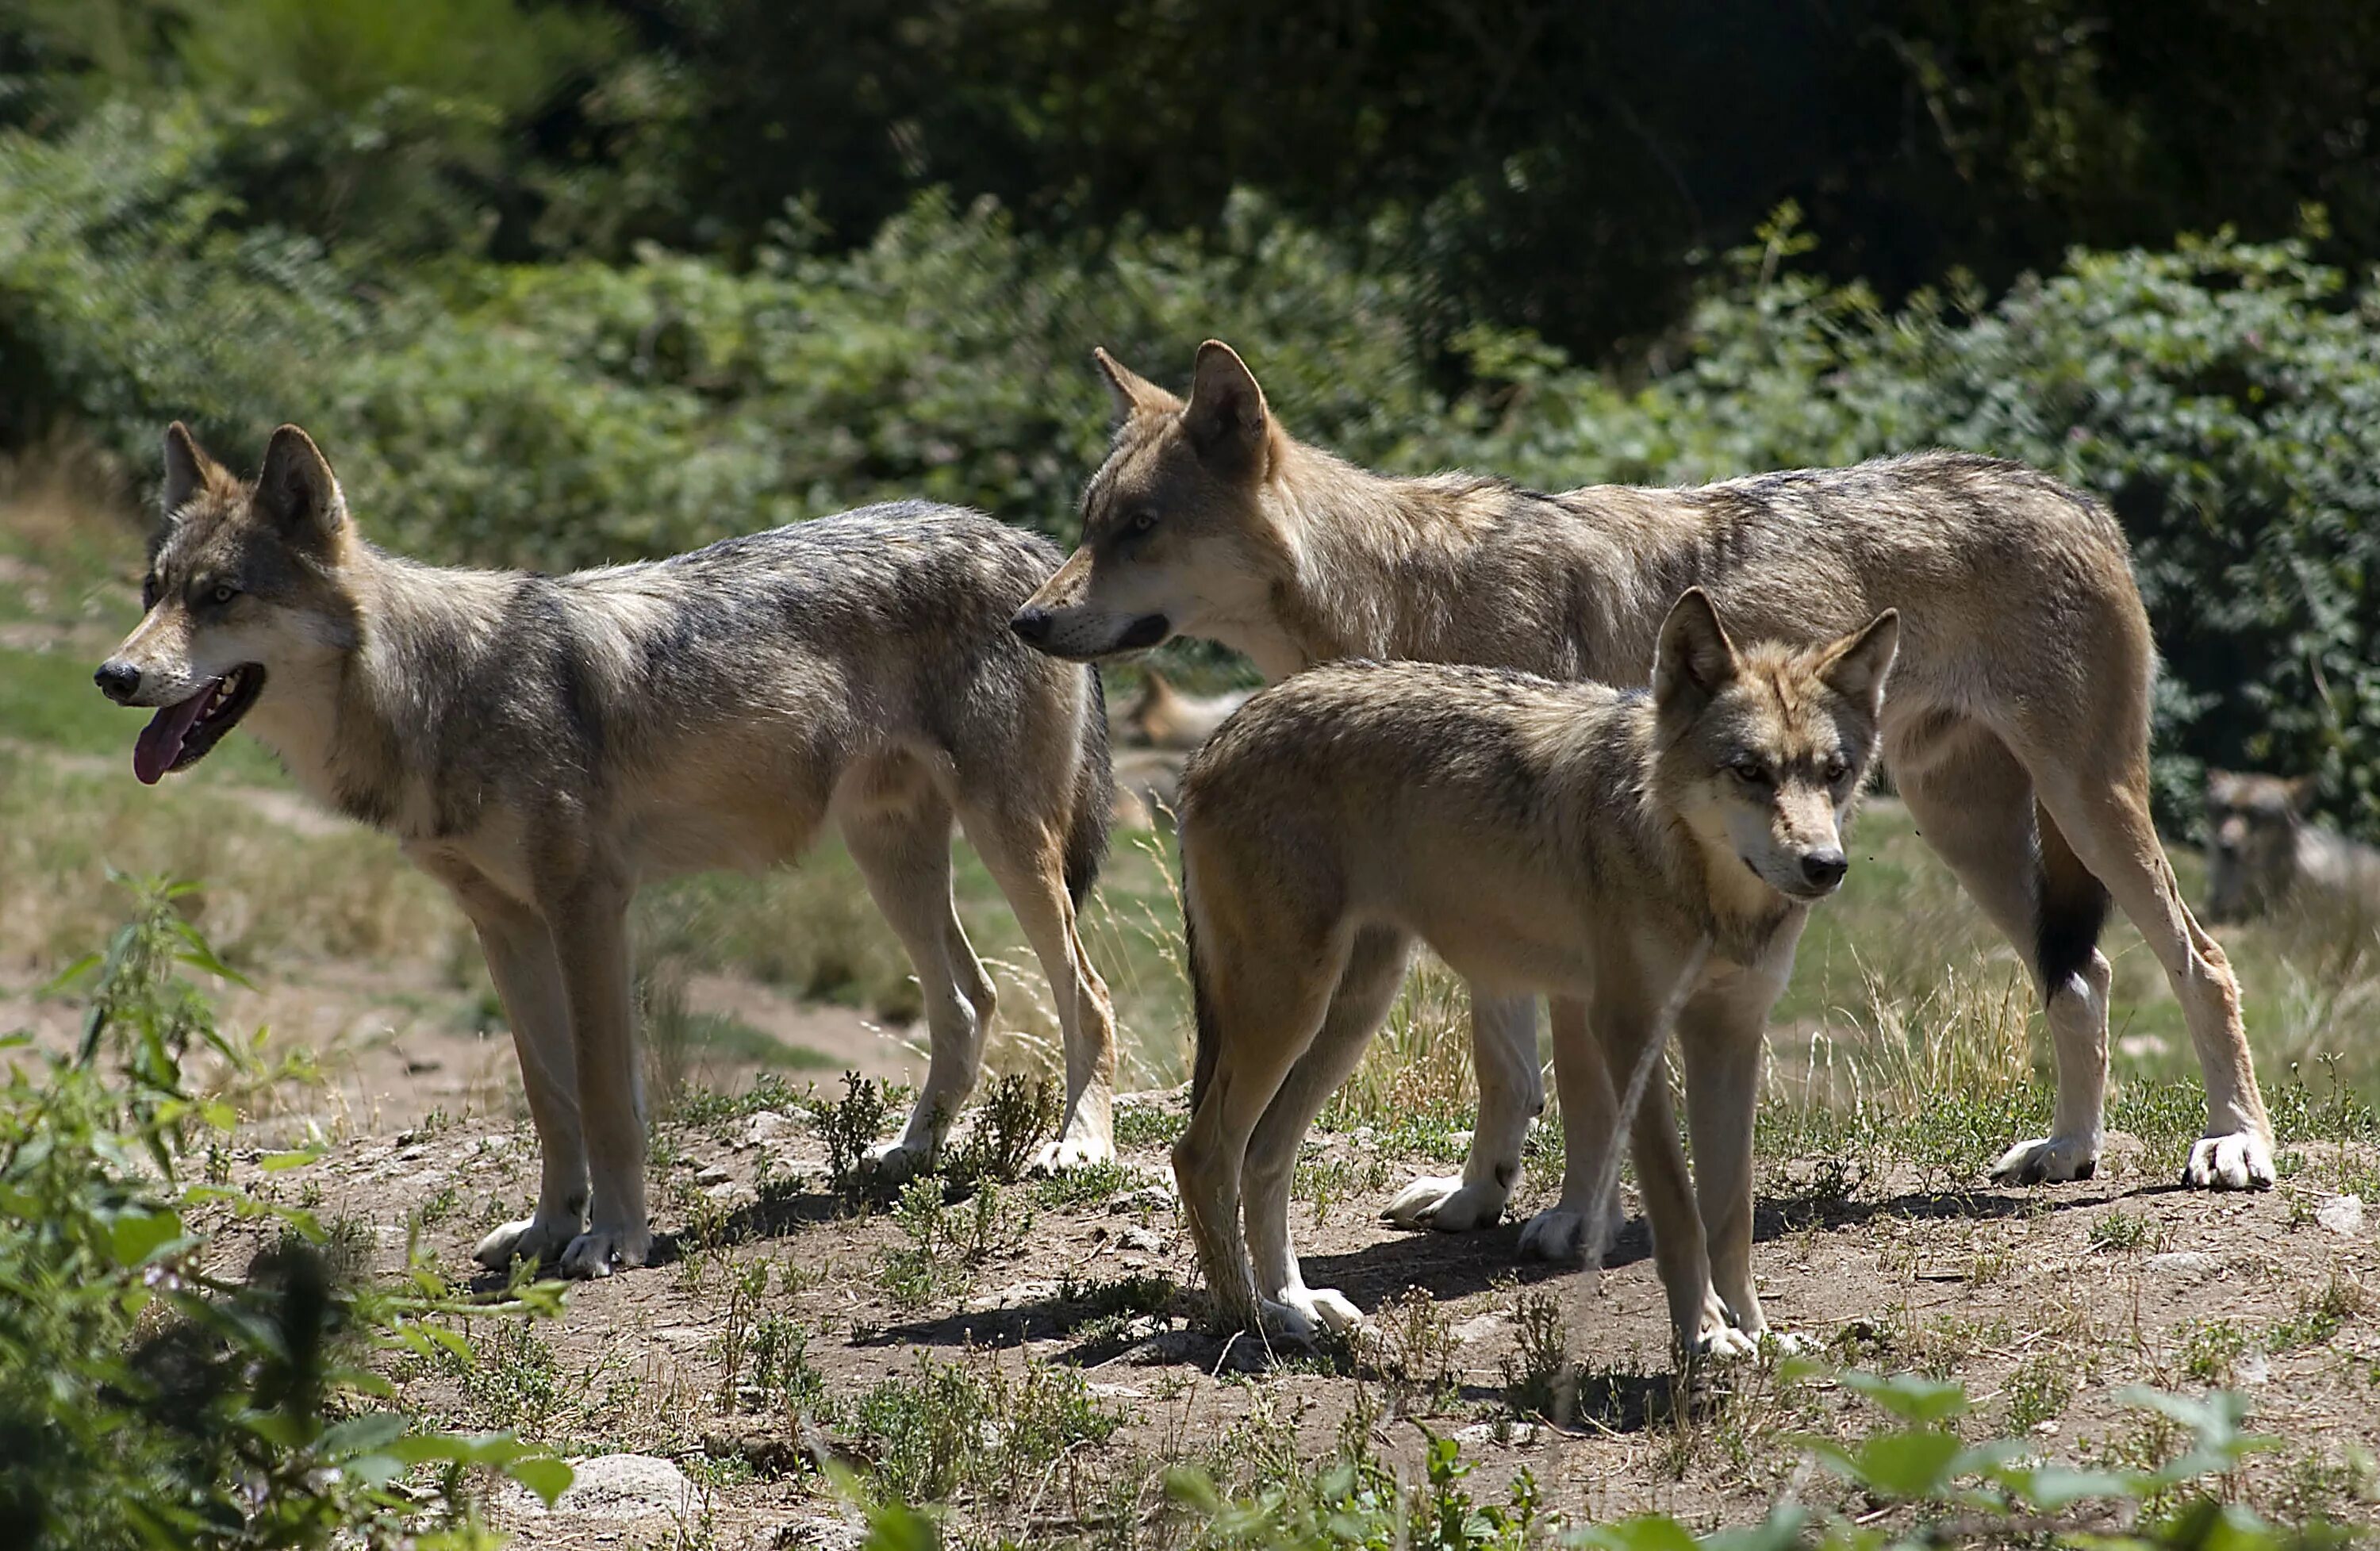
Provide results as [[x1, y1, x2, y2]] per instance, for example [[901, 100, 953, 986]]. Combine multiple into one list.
[[1381, 1173, 1509, 1232], [2182, 1131, 2276, 1191], [861, 1137, 935, 1186], [1691, 1323, 1760, 1362], [472, 1212, 582, 1271], [1030, 1131, 1115, 1174], [1987, 1133, 2101, 1186], [556, 1223, 651, 1279], [1516, 1204, 1601, 1264], [1277, 1285, 1365, 1335], [1253, 1297, 1322, 1343], [1755, 1329, 1809, 1358]]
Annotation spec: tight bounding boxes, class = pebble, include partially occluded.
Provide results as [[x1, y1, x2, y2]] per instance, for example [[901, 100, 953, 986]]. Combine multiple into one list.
[[2316, 1195, 2365, 1236], [506, 1453, 696, 1521]]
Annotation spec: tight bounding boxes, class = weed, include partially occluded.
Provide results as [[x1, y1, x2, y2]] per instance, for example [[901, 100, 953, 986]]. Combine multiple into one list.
[[2179, 1319, 2255, 1388], [2089, 1209, 2163, 1253], [838, 1348, 1121, 1507], [1361, 1285, 1461, 1415], [816, 1071, 894, 1206], [2004, 1352, 2078, 1430], [945, 1070, 1061, 1187], [1500, 1283, 1572, 1423]]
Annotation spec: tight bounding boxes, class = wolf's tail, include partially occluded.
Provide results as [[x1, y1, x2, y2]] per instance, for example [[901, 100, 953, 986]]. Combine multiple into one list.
[[1064, 666, 1115, 908], [2034, 799, 2110, 996], [1186, 904, 1219, 1113]]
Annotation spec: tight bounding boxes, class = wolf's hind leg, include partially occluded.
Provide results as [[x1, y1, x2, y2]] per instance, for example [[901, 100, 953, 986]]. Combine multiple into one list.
[[1381, 988, 1540, 1231], [962, 801, 1117, 1174], [1245, 925, 1412, 1334], [1895, 718, 2115, 1187], [844, 793, 996, 1186], [545, 874, 651, 1277]]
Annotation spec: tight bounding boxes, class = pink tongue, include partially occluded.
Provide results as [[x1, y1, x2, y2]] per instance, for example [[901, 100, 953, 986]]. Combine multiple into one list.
[[133, 686, 217, 785]]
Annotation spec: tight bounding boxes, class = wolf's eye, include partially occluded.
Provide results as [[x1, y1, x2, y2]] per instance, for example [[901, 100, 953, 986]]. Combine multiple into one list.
[[210, 583, 239, 605], [1729, 758, 1772, 786], [1128, 510, 1157, 535], [1823, 756, 1851, 784]]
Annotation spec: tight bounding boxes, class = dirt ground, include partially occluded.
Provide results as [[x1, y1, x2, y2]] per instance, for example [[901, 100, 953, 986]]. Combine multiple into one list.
[[170, 1044, 2380, 1549]]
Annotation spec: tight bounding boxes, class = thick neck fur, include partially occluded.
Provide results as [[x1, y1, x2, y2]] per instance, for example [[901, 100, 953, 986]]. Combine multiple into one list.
[[240, 539, 518, 835], [1633, 712, 1803, 967], [1253, 441, 1519, 670]]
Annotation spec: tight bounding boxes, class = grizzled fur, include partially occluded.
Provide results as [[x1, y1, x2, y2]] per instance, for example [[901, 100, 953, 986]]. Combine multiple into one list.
[[102, 423, 1117, 1278], [1016, 340, 2273, 1223], [1170, 593, 1896, 1353], [2205, 771, 2380, 924]]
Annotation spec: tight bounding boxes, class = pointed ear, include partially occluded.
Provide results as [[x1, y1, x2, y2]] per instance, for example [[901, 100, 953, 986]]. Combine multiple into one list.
[[1820, 608, 1900, 716], [1653, 588, 1739, 712], [2285, 774, 2319, 812], [1183, 340, 1273, 482], [255, 424, 346, 548], [1092, 347, 1177, 422], [161, 421, 219, 520]]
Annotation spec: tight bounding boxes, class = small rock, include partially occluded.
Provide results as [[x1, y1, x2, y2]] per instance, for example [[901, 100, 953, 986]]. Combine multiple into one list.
[[2316, 1195, 2365, 1235], [741, 1111, 800, 1152], [2240, 1353, 2271, 1386], [1119, 1224, 1165, 1253], [511, 1453, 696, 1521], [1451, 1313, 1507, 1346], [1108, 1185, 1174, 1215], [693, 1161, 731, 1187], [1088, 1381, 1146, 1399], [2148, 1250, 2219, 1281], [963, 1278, 1061, 1312], [775, 1520, 863, 1551], [1454, 1421, 1541, 1448]]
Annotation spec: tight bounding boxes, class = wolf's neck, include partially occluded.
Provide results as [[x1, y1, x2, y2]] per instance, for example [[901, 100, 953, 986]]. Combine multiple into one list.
[[249, 544, 511, 832], [1256, 445, 1526, 673]]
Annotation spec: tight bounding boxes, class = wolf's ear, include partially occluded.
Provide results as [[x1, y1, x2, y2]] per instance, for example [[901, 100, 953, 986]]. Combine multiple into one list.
[[1183, 340, 1273, 482], [1092, 347, 1177, 422], [1654, 588, 1738, 711], [161, 421, 221, 521], [255, 424, 347, 550], [2284, 774, 2319, 812], [1820, 608, 1900, 716]]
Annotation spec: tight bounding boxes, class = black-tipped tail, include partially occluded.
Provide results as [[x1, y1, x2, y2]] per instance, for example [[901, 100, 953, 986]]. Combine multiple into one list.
[[1064, 667, 1115, 908], [2035, 801, 2110, 996]]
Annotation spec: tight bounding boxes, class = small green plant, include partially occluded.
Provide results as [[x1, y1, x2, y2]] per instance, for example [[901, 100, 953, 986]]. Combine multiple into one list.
[[1499, 1282, 1572, 1423], [816, 1071, 893, 1206], [945, 1071, 1061, 1188], [1362, 1284, 1461, 1415], [2006, 1352, 2079, 1430], [836, 1348, 1121, 1507], [2180, 1319, 2255, 1388], [2090, 1210, 2162, 1253]]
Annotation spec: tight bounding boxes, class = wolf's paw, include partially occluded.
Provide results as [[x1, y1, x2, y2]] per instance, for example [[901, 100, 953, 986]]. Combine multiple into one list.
[[1755, 1330, 1810, 1358], [471, 1212, 582, 1272], [1987, 1133, 2100, 1186], [1690, 1323, 1760, 1363], [1516, 1204, 1603, 1264], [557, 1223, 651, 1279], [1382, 1173, 1508, 1232], [1276, 1285, 1365, 1337], [860, 1137, 935, 1188], [2182, 1131, 2275, 1192], [1030, 1131, 1115, 1175]]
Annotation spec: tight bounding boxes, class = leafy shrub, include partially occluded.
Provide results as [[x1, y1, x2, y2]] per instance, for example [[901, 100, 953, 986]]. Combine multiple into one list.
[[0, 876, 569, 1549]]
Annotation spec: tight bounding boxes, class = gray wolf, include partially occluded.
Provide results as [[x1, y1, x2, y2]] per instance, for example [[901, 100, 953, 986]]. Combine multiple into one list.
[[1111, 670, 1249, 750], [1171, 591, 1896, 1353], [97, 423, 1118, 1277], [1014, 340, 2274, 1242], [2205, 770, 2380, 923]]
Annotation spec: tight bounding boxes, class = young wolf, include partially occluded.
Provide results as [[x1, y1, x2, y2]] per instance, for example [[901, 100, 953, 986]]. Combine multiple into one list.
[[1173, 591, 1896, 1351], [2204, 771, 2380, 923], [97, 424, 1118, 1277], [1015, 341, 2273, 1250]]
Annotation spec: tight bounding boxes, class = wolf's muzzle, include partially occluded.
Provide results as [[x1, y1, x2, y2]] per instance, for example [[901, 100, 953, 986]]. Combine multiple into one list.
[[1800, 850, 1848, 892]]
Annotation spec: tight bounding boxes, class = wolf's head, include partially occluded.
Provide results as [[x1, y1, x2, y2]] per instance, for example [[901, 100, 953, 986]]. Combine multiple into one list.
[[2203, 770, 2311, 921], [1651, 589, 1899, 906], [1012, 340, 1292, 663], [94, 423, 360, 784]]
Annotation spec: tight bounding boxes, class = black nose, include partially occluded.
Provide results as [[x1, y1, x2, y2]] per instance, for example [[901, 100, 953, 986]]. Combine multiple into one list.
[[94, 661, 140, 704], [1010, 608, 1052, 647], [1801, 850, 1848, 890]]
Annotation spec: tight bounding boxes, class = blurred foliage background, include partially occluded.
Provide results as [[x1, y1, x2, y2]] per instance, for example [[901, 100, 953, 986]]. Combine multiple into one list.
[[2, 0, 2378, 832]]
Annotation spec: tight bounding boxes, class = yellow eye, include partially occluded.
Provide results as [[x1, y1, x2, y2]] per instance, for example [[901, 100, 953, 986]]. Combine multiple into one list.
[[1130, 510, 1157, 534], [1730, 759, 1770, 785], [212, 584, 239, 605]]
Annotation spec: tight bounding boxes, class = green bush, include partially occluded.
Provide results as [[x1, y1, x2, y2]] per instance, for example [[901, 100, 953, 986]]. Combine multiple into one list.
[[6, 102, 2378, 831], [0, 875, 570, 1550]]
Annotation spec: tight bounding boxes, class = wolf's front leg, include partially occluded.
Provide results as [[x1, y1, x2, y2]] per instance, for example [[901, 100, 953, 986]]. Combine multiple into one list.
[[547, 878, 651, 1277], [1382, 989, 1539, 1230], [1027, 914, 1117, 1175]]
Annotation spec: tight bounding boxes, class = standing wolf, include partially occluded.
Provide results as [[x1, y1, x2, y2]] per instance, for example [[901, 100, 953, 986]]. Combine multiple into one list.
[[2203, 770, 2380, 923], [1175, 592, 1897, 1351], [97, 424, 1117, 1277], [1014, 341, 2273, 1259]]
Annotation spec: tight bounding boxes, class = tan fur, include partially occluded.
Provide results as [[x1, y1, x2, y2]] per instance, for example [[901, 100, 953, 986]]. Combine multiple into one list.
[[102, 424, 1119, 1277], [1016, 340, 2274, 1229], [1112, 670, 1249, 751], [1172, 594, 1896, 1353]]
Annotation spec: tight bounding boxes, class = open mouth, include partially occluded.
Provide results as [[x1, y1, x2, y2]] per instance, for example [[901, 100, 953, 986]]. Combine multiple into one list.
[[1115, 613, 1171, 651], [133, 666, 265, 785]]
